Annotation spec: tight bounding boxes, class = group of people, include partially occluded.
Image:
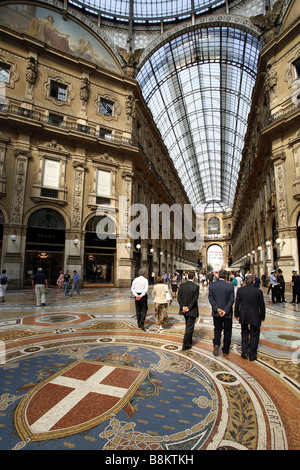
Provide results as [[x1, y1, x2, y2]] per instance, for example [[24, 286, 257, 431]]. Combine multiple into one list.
[[1, 263, 297, 361], [268, 268, 300, 304], [56, 270, 81, 297], [31, 268, 81, 306], [131, 268, 199, 350], [131, 267, 265, 360], [208, 270, 265, 361]]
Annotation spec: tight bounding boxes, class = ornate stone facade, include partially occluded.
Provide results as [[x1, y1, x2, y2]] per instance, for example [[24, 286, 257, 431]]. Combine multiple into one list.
[[231, 0, 300, 285], [0, 2, 196, 288]]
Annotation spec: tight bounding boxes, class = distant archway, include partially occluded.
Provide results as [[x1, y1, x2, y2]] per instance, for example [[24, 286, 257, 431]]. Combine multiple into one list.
[[207, 244, 223, 271]]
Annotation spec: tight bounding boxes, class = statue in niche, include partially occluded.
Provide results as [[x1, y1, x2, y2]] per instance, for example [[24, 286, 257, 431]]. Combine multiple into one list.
[[125, 95, 138, 118], [250, 0, 285, 44], [26, 56, 38, 85], [265, 63, 277, 94], [80, 77, 90, 102]]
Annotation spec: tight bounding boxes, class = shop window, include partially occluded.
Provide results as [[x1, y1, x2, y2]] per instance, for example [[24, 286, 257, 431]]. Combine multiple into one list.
[[84, 215, 115, 284], [84, 254, 114, 284]]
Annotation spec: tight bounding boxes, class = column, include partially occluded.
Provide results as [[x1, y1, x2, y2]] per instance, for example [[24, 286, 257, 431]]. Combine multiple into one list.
[[4, 147, 31, 288]]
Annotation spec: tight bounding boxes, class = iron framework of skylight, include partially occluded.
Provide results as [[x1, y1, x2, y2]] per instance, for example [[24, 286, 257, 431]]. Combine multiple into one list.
[[137, 26, 262, 213], [68, 0, 225, 22]]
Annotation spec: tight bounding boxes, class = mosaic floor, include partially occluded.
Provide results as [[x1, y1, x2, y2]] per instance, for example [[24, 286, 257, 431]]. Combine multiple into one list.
[[0, 285, 299, 452]]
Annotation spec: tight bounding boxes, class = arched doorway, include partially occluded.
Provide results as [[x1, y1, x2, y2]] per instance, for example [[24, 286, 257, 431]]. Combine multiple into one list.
[[207, 244, 223, 271], [84, 216, 116, 285], [25, 209, 65, 286]]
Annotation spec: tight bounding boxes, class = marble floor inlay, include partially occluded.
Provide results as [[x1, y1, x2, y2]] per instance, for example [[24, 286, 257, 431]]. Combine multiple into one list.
[[0, 285, 299, 451]]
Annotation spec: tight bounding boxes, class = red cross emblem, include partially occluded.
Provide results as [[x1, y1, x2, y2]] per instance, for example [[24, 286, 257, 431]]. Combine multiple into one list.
[[15, 360, 148, 441]]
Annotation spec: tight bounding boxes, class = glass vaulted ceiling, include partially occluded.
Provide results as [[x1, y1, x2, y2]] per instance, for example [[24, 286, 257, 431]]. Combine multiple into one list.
[[137, 27, 262, 213], [69, 1, 262, 213]]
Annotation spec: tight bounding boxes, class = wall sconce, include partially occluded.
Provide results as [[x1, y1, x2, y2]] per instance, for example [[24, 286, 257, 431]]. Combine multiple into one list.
[[149, 248, 154, 254], [74, 238, 79, 246], [266, 240, 271, 247], [10, 234, 17, 243], [126, 242, 131, 249], [160, 251, 163, 256], [136, 243, 141, 250], [276, 237, 285, 249]]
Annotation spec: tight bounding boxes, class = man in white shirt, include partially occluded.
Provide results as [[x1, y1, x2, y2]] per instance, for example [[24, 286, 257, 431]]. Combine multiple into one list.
[[131, 267, 148, 330], [269, 270, 277, 303]]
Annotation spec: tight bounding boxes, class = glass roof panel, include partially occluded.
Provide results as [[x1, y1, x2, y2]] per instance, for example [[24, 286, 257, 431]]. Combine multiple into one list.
[[71, 0, 226, 21], [137, 26, 262, 212]]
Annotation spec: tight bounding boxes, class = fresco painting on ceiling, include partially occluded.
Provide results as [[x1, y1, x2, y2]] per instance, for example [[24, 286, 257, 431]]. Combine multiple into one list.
[[0, 3, 119, 72]]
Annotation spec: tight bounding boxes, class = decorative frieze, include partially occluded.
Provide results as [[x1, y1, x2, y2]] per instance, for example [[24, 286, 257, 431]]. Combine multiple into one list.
[[10, 148, 31, 224], [0, 132, 9, 198], [72, 167, 85, 229]]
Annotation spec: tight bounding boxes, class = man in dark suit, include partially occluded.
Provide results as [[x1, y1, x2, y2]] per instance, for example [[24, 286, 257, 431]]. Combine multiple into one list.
[[234, 274, 265, 361], [208, 269, 234, 356], [178, 272, 199, 351]]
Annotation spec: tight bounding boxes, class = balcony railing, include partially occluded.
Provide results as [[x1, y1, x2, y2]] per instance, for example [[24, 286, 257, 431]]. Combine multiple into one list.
[[0, 103, 136, 147], [261, 102, 300, 130], [205, 233, 231, 239]]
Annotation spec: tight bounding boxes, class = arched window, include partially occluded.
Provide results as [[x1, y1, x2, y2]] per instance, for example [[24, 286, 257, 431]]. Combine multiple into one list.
[[85, 215, 116, 236], [28, 208, 65, 229], [208, 217, 220, 235]]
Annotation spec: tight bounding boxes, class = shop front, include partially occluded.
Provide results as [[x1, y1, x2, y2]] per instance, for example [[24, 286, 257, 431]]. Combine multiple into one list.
[[25, 209, 65, 286], [84, 216, 116, 286]]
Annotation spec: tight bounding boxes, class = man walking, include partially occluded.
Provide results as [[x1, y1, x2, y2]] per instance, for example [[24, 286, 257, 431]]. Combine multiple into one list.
[[234, 275, 265, 361], [178, 272, 199, 351], [32, 267, 48, 307], [131, 267, 148, 331], [70, 270, 81, 296], [208, 269, 234, 356]]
